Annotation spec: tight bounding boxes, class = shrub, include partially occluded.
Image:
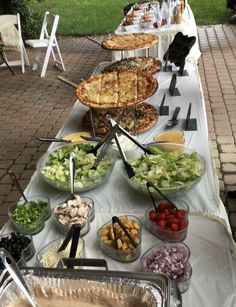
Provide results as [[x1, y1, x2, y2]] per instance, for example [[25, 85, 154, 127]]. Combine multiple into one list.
[[0, 0, 43, 40]]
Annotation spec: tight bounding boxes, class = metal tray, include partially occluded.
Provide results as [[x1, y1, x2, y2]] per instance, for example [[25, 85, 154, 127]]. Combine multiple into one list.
[[0, 266, 171, 307]]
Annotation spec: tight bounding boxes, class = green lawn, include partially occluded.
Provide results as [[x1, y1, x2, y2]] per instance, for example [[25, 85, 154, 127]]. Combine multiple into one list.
[[29, 0, 128, 36], [29, 0, 232, 36], [188, 0, 231, 25]]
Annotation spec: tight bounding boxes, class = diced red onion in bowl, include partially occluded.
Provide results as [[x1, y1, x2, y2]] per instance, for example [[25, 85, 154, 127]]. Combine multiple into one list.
[[142, 245, 189, 279]]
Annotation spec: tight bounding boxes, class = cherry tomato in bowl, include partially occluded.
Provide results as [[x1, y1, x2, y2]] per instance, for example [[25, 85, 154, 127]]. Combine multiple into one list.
[[145, 200, 189, 242]]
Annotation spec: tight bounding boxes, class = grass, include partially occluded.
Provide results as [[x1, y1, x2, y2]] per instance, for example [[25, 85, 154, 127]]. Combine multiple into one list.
[[29, 0, 232, 36], [188, 0, 231, 25], [29, 0, 128, 36]]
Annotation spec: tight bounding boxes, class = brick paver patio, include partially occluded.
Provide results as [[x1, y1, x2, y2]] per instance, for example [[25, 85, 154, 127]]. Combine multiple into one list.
[[0, 25, 236, 231]]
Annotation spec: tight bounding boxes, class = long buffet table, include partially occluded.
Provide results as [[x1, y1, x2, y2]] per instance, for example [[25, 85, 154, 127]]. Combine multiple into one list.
[[113, 4, 201, 63], [1, 60, 236, 306]]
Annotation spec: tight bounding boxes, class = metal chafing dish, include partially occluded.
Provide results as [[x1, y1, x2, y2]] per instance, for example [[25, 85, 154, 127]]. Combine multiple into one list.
[[0, 257, 181, 307]]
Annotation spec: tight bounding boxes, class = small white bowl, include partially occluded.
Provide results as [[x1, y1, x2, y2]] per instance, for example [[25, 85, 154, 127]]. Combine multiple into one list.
[[111, 135, 138, 159]]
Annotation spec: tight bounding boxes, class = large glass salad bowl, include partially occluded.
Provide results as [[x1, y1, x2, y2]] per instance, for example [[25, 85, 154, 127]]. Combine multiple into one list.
[[122, 143, 206, 197], [37, 142, 117, 192]]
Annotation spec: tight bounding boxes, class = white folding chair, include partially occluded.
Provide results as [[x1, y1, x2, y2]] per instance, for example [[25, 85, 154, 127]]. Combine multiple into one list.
[[26, 11, 65, 78], [0, 13, 30, 73]]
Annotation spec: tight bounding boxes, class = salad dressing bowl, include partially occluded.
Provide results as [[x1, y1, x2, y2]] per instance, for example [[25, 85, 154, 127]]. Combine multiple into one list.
[[122, 143, 206, 197], [37, 142, 117, 193]]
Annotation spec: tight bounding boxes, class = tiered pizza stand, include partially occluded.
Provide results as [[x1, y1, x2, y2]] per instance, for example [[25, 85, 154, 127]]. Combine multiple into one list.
[[102, 33, 158, 59], [86, 101, 157, 137], [82, 33, 160, 136]]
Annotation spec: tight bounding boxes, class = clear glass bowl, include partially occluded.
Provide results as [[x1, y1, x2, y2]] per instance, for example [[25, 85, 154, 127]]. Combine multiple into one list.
[[122, 143, 206, 197], [52, 196, 94, 236], [176, 261, 192, 293], [0, 233, 35, 268], [145, 199, 189, 242], [53, 213, 90, 237], [153, 130, 185, 145], [37, 237, 85, 268], [8, 196, 51, 235], [140, 242, 191, 293], [36, 142, 117, 193], [97, 215, 142, 263]]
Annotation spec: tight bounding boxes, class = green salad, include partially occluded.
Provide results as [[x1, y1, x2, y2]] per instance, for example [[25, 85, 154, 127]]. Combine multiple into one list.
[[130, 146, 203, 188], [41, 143, 114, 189]]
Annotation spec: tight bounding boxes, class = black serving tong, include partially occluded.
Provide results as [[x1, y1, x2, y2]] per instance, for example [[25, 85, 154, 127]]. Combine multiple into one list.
[[114, 132, 135, 178], [146, 182, 178, 211], [146, 182, 158, 214], [91, 116, 152, 175], [112, 216, 137, 250], [108, 119, 135, 178], [58, 224, 81, 259], [91, 125, 119, 169], [108, 116, 151, 155], [89, 126, 118, 156]]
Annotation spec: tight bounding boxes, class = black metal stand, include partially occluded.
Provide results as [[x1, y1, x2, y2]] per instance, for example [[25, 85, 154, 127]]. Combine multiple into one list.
[[159, 94, 169, 116], [185, 103, 197, 131], [169, 74, 181, 96], [178, 57, 189, 77], [161, 52, 172, 72]]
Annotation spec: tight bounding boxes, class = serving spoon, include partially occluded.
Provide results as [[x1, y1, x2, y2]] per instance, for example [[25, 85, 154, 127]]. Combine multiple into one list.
[[69, 152, 76, 199], [166, 107, 181, 128], [9, 171, 29, 204]]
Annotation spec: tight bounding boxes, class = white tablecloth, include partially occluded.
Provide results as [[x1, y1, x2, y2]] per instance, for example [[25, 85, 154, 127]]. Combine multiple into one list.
[[112, 4, 201, 64], [1, 62, 236, 306]]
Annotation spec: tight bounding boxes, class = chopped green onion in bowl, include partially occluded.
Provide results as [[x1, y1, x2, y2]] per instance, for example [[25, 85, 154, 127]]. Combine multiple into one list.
[[8, 196, 51, 235], [11, 200, 49, 224]]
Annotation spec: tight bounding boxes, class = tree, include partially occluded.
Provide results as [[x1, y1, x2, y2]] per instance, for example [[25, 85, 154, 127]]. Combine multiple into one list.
[[227, 0, 236, 12], [0, 0, 42, 40]]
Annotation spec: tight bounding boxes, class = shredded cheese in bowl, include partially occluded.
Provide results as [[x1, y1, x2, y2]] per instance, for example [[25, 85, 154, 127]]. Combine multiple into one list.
[[38, 238, 84, 268]]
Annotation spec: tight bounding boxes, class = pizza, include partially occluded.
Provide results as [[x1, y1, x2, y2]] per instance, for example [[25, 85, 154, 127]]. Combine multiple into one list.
[[76, 70, 158, 109], [82, 103, 158, 135], [102, 33, 158, 50], [103, 57, 162, 75]]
